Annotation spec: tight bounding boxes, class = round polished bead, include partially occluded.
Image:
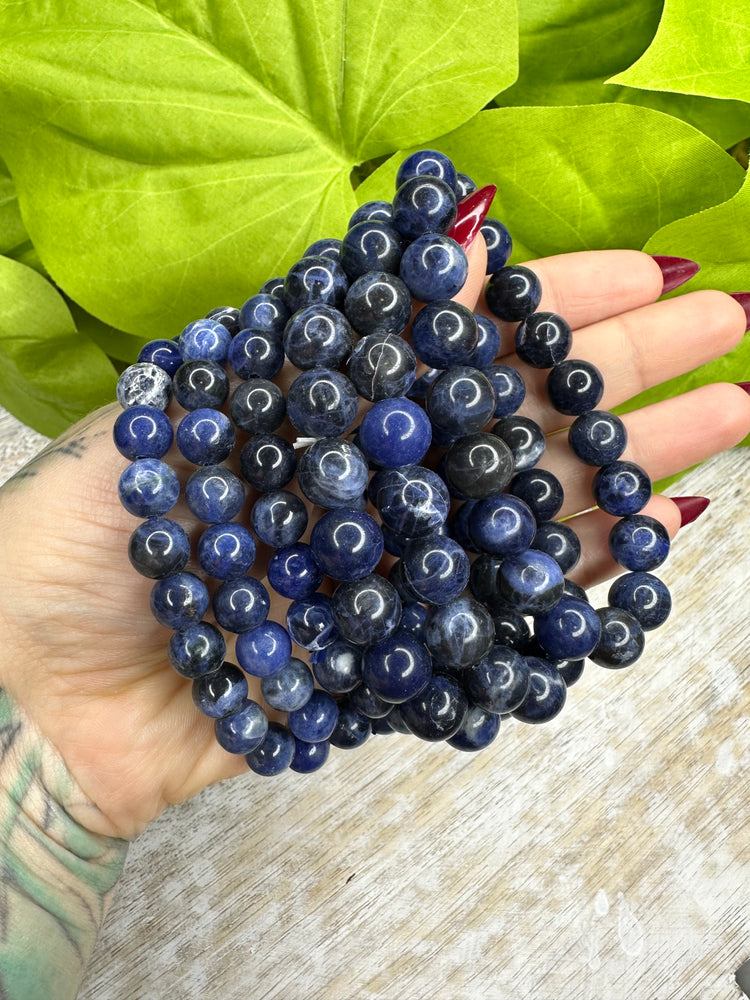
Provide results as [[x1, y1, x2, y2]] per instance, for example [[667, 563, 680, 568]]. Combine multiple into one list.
[[258, 276, 285, 298], [594, 461, 653, 517], [239, 434, 296, 492], [362, 630, 432, 703], [304, 237, 342, 260], [533, 520, 581, 573], [396, 149, 457, 192], [563, 578, 588, 602], [388, 560, 422, 604], [468, 494, 536, 556], [239, 292, 291, 335], [511, 657, 567, 724], [313, 640, 363, 694], [113, 405, 174, 460], [481, 217, 513, 273], [449, 500, 480, 554], [296, 438, 369, 508], [485, 265, 542, 322], [515, 312, 572, 369], [608, 571, 671, 630], [423, 596, 495, 669], [448, 705, 500, 752], [348, 200, 393, 228], [176, 408, 234, 465], [498, 549, 565, 615], [373, 464, 450, 538], [286, 368, 359, 438], [250, 489, 308, 548], [150, 572, 209, 629], [185, 465, 245, 523], [284, 255, 349, 313], [466, 316, 501, 369], [491, 415, 546, 471], [137, 339, 183, 377], [290, 737, 330, 773], [128, 517, 190, 579], [192, 663, 248, 718], [227, 328, 285, 380], [426, 366, 496, 434], [117, 362, 173, 410], [465, 644, 530, 713], [260, 657, 315, 712], [230, 378, 286, 435], [282, 304, 353, 370], [407, 367, 441, 402], [118, 458, 180, 517], [288, 689, 339, 743], [383, 705, 411, 733], [267, 543, 323, 600], [568, 410, 627, 466], [456, 172, 477, 199], [468, 553, 506, 612], [347, 332, 417, 401], [329, 704, 371, 749], [179, 318, 231, 364], [534, 596, 602, 660], [168, 621, 226, 678], [331, 573, 402, 646], [507, 469, 564, 522], [245, 722, 295, 774], [398, 602, 428, 639], [359, 397, 432, 468], [172, 359, 229, 411], [341, 220, 403, 279], [206, 305, 242, 336], [443, 433, 515, 500], [392, 175, 457, 240], [236, 621, 292, 678], [213, 576, 270, 633], [400, 234, 468, 301], [343, 271, 412, 337], [309, 508, 384, 581], [402, 535, 470, 605], [483, 364, 526, 418], [215, 700, 269, 754], [492, 608, 532, 650], [286, 595, 338, 650], [556, 658, 586, 686], [547, 359, 604, 415], [608, 514, 670, 571], [349, 682, 392, 719], [401, 674, 468, 742], [411, 300, 478, 369], [590, 607, 645, 668], [197, 523, 255, 579]]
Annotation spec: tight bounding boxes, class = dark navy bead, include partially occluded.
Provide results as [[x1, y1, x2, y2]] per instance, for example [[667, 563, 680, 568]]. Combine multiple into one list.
[[206, 305, 241, 336], [608, 514, 669, 571], [150, 572, 209, 629], [449, 500, 480, 554], [230, 378, 286, 435], [534, 596, 602, 660], [213, 576, 270, 633], [398, 602, 428, 639], [423, 597, 495, 669], [239, 293, 291, 336], [348, 200, 393, 228], [331, 573, 402, 646], [455, 172, 477, 199], [286, 368, 358, 438], [547, 359, 604, 416], [485, 265, 542, 321], [176, 408, 235, 465], [491, 415, 545, 471], [383, 705, 411, 733], [344, 271, 412, 337], [359, 397, 432, 468], [401, 674, 468, 741], [426, 366, 496, 434], [239, 434, 296, 492], [608, 572, 671, 631], [399, 234, 468, 301], [411, 300, 478, 369], [466, 316, 501, 369], [236, 621, 292, 678], [556, 658, 585, 686], [290, 737, 330, 773], [228, 328, 285, 380], [197, 523, 255, 579], [406, 367, 441, 402], [179, 318, 231, 364], [313, 640, 363, 693], [563, 578, 588, 602], [533, 520, 581, 573], [402, 535, 470, 605], [185, 465, 245, 524], [296, 438, 369, 508], [303, 237, 342, 260], [492, 608, 532, 650], [362, 630, 432, 703], [568, 410, 628, 466], [483, 364, 526, 418], [118, 458, 180, 517], [341, 220, 403, 279], [373, 464, 450, 538], [396, 149, 457, 192], [286, 595, 338, 650], [594, 462, 653, 517], [258, 276, 285, 298], [515, 312, 572, 369], [250, 489, 307, 548], [168, 621, 226, 678], [468, 553, 506, 612], [114, 405, 174, 460], [245, 722, 295, 774], [215, 700, 269, 754], [498, 549, 565, 614], [465, 644, 530, 713], [329, 704, 371, 749], [117, 362, 173, 410], [260, 657, 315, 712], [443, 433, 515, 500], [310, 508, 384, 581], [348, 332, 417, 401], [481, 217, 513, 273], [349, 682, 392, 719], [590, 607, 645, 668], [507, 469, 564, 522], [137, 339, 183, 377], [267, 542, 323, 600], [511, 657, 567, 724], [128, 517, 190, 579], [192, 663, 248, 718], [389, 559, 423, 604], [282, 304, 353, 370], [172, 359, 229, 411], [468, 494, 536, 556], [288, 689, 339, 742], [392, 175, 457, 240], [284, 255, 349, 313], [448, 706, 501, 752]]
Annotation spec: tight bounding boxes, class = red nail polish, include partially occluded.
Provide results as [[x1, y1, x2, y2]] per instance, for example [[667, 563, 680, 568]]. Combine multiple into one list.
[[673, 496, 710, 527], [737, 382, 750, 395], [729, 293, 750, 332], [650, 255, 700, 294], [447, 184, 497, 251]]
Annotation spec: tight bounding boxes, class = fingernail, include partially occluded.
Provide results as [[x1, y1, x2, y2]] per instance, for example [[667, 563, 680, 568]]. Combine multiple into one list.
[[673, 496, 710, 527], [448, 184, 497, 251], [737, 381, 750, 394], [651, 255, 700, 294], [729, 293, 750, 332]]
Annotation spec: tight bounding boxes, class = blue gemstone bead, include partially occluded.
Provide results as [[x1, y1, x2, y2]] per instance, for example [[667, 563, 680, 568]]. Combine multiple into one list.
[[515, 312, 572, 369], [388, 559, 422, 604], [563, 578, 588, 601], [511, 657, 567, 724], [250, 489, 308, 548], [492, 609, 532, 651], [176, 408, 234, 465], [348, 200, 394, 228], [594, 462, 653, 517], [547, 359, 604, 416], [238, 293, 290, 335], [481, 217, 513, 273], [303, 237, 342, 260], [466, 316, 501, 369], [332, 573, 402, 646], [498, 549, 565, 615], [401, 674, 468, 741], [168, 621, 226, 678], [288, 689, 339, 742], [608, 571, 671, 631], [245, 722, 295, 774], [398, 602, 428, 639], [608, 514, 669, 570], [329, 704, 371, 749], [483, 364, 526, 418], [267, 543, 323, 600], [490, 415, 545, 471], [349, 683, 392, 719], [396, 149, 458, 192], [228, 328, 285, 380], [402, 535, 470, 605], [284, 255, 349, 313], [507, 469, 564, 522], [215, 700, 269, 754], [229, 379, 286, 435], [118, 458, 180, 517], [137, 338, 183, 377], [443, 433, 515, 500], [313, 640, 363, 694], [358, 397, 432, 468], [286, 595, 338, 650], [534, 596, 602, 660], [192, 663, 248, 719], [239, 434, 296, 492], [172, 359, 229, 411], [290, 737, 330, 773], [205, 305, 241, 336], [362, 630, 432, 703], [128, 517, 190, 579], [411, 301, 478, 369], [399, 234, 468, 301], [556, 658, 586, 686], [185, 465, 245, 524], [296, 438, 368, 509], [468, 553, 506, 612], [590, 607, 645, 668], [406, 367, 441, 401], [447, 706, 501, 752], [568, 410, 628, 466], [485, 265, 542, 322], [348, 332, 417, 401], [465, 644, 530, 713], [179, 318, 232, 364], [286, 368, 359, 438], [423, 597, 495, 669], [449, 500, 480, 554], [456, 172, 477, 199], [116, 362, 173, 410], [197, 523, 255, 579], [309, 508, 384, 581], [236, 621, 292, 678], [532, 520, 581, 573], [282, 304, 353, 371], [373, 464, 450, 538], [113, 405, 174, 460], [260, 657, 315, 712], [341, 220, 403, 279], [426, 366, 496, 434], [343, 271, 412, 337], [257, 276, 285, 298], [213, 576, 270, 633], [150, 572, 209, 629], [468, 494, 536, 556], [392, 175, 457, 240]]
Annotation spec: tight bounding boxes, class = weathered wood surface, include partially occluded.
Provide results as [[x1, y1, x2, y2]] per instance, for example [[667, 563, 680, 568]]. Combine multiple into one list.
[[1, 405, 748, 1000]]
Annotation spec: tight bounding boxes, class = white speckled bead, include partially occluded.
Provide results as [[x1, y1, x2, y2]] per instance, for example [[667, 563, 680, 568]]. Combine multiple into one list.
[[116, 362, 173, 410]]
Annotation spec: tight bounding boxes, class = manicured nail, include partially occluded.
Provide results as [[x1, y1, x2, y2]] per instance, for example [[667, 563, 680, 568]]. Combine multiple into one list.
[[448, 184, 497, 251], [651, 255, 700, 294], [673, 496, 710, 527], [737, 381, 750, 394], [729, 293, 750, 332]]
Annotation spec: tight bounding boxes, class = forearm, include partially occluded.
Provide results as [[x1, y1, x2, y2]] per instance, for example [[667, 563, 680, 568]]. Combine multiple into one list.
[[0, 688, 128, 1000]]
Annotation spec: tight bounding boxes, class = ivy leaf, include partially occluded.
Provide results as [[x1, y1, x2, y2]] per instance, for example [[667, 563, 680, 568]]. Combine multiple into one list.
[[0, 256, 117, 436], [0, 0, 517, 340]]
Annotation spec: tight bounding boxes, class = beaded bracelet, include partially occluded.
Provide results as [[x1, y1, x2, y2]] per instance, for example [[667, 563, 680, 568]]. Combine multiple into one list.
[[113, 149, 672, 776]]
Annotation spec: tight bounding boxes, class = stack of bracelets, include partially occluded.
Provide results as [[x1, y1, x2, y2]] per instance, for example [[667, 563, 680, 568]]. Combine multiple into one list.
[[113, 149, 672, 776]]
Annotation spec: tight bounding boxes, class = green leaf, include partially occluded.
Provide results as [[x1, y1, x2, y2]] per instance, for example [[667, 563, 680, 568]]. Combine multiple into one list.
[[0, 256, 117, 436], [67, 301, 150, 366], [495, 0, 750, 147], [0, 156, 45, 272], [611, 0, 750, 106], [0, 0, 517, 339]]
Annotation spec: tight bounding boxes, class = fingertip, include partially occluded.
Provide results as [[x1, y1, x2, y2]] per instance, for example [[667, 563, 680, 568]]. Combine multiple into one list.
[[453, 231, 488, 312]]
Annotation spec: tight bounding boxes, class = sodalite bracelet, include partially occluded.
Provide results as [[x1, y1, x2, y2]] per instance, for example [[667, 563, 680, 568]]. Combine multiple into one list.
[[114, 149, 673, 776]]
